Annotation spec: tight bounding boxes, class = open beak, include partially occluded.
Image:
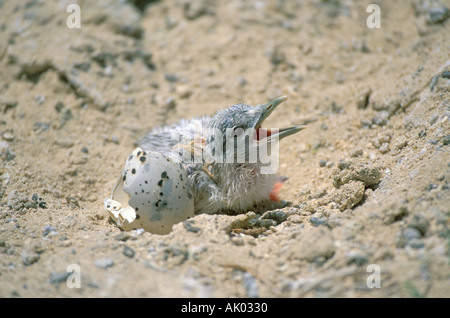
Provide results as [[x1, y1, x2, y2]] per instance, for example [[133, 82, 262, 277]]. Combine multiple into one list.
[[254, 96, 306, 142]]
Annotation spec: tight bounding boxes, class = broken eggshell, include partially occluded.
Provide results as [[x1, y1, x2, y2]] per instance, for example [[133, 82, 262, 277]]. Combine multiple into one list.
[[104, 147, 194, 234]]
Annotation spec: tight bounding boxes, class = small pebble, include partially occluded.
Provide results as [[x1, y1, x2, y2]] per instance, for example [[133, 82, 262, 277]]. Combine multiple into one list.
[[94, 258, 114, 269], [443, 135, 450, 146], [49, 272, 71, 284], [110, 135, 119, 145], [346, 251, 369, 266], [43, 225, 56, 236], [21, 250, 40, 266], [243, 272, 259, 298], [123, 246, 135, 258], [350, 147, 363, 158], [260, 210, 288, 224], [338, 159, 351, 170], [379, 143, 390, 154], [115, 232, 130, 241], [164, 73, 179, 82], [2, 131, 14, 141], [309, 216, 330, 228]]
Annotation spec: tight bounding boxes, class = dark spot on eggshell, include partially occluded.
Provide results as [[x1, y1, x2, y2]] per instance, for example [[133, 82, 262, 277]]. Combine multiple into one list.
[[158, 179, 163, 187], [140, 156, 146, 163], [145, 180, 148, 184], [179, 174, 184, 181], [161, 171, 168, 179], [150, 213, 162, 221], [160, 192, 164, 196], [128, 155, 133, 161], [132, 168, 136, 174], [137, 151, 141, 156], [141, 189, 145, 193], [155, 200, 162, 207], [136, 214, 140, 219], [187, 192, 193, 200], [123, 175, 126, 182]]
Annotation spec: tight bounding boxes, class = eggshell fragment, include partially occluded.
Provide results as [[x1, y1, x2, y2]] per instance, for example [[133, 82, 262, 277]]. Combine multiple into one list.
[[104, 147, 194, 234]]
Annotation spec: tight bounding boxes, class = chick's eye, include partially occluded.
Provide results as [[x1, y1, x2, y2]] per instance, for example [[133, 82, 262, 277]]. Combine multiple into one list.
[[233, 127, 245, 137]]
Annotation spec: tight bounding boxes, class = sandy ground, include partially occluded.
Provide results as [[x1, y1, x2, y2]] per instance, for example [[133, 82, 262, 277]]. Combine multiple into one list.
[[0, 0, 449, 297]]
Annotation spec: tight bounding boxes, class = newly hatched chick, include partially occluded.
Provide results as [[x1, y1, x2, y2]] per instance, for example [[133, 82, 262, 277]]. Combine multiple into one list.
[[140, 96, 305, 214]]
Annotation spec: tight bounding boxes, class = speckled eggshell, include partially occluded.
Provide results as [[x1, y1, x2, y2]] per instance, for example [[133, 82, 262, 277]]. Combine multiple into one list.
[[121, 147, 194, 234]]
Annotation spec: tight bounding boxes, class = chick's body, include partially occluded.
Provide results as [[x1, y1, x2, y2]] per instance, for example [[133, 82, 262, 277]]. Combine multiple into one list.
[[140, 97, 305, 215]]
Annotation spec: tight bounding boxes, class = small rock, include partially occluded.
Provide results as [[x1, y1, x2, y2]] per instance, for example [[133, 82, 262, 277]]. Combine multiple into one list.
[[176, 85, 192, 99], [309, 216, 330, 228], [248, 218, 277, 228], [35, 94, 46, 104], [2, 131, 14, 141], [243, 272, 259, 298], [183, 0, 212, 20], [319, 159, 327, 167], [425, 183, 437, 191], [426, 6, 449, 24], [49, 271, 71, 284], [443, 135, 450, 146], [394, 137, 408, 150], [115, 232, 130, 241], [33, 122, 51, 132], [260, 210, 288, 224], [183, 220, 202, 233], [409, 239, 425, 249], [409, 169, 419, 180], [346, 251, 369, 266], [267, 46, 286, 66], [66, 196, 79, 208], [407, 214, 429, 236], [237, 76, 247, 87], [7, 190, 19, 206], [338, 159, 351, 170], [94, 258, 114, 269], [383, 205, 409, 225], [379, 143, 390, 154], [350, 147, 363, 158], [110, 135, 119, 145], [21, 250, 40, 266], [396, 227, 422, 248], [123, 246, 135, 258], [164, 73, 179, 82], [164, 97, 177, 111], [43, 225, 56, 236], [356, 89, 372, 109]]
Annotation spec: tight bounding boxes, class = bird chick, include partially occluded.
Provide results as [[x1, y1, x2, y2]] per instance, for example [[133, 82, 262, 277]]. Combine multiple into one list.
[[140, 96, 305, 215]]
